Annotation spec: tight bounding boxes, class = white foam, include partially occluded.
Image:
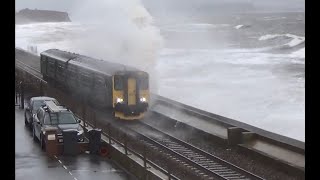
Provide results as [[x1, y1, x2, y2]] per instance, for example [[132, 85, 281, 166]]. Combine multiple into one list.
[[259, 33, 305, 48], [157, 48, 305, 141], [285, 35, 305, 47], [290, 47, 305, 59], [235, 25, 244, 29], [162, 23, 230, 32], [259, 34, 282, 41], [263, 16, 287, 21]]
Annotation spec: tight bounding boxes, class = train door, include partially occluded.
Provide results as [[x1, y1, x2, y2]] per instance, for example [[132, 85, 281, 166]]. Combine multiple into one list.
[[127, 78, 137, 105]]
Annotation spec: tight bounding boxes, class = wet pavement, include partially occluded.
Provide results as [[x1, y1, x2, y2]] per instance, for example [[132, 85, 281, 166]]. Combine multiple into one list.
[[15, 106, 136, 180]]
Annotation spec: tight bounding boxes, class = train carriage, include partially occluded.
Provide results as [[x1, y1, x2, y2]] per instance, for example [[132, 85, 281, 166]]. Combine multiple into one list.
[[40, 49, 149, 120]]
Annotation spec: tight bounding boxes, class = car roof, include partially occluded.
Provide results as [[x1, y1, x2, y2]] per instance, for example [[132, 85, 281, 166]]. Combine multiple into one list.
[[42, 101, 70, 113], [31, 96, 57, 101]]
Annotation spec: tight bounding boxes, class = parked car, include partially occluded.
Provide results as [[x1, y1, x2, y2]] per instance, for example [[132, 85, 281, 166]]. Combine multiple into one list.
[[24, 96, 59, 129], [32, 100, 84, 150]]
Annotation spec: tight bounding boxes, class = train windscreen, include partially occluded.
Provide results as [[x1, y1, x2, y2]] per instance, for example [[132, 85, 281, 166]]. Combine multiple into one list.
[[138, 76, 149, 90], [114, 76, 123, 90]]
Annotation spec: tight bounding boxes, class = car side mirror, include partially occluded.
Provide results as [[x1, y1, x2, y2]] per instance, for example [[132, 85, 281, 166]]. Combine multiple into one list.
[[77, 119, 81, 123]]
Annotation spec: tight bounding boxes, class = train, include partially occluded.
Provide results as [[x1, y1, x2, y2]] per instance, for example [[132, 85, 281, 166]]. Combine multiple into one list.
[[39, 49, 150, 120]]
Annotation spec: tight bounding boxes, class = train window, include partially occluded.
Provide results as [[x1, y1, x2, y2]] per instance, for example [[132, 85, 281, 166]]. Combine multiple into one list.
[[114, 76, 123, 90], [139, 76, 149, 90]]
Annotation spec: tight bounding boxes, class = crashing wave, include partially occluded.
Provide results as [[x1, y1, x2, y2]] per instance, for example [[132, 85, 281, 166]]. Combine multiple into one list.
[[259, 33, 305, 48], [290, 47, 305, 59], [162, 23, 230, 32], [234, 24, 250, 29]]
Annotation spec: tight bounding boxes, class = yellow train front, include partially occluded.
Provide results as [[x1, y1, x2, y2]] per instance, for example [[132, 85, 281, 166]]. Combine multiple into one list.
[[112, 71, 149, 120]]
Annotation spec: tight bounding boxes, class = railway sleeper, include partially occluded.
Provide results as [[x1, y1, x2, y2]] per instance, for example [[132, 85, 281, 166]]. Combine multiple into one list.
[[199, 162, 219, 166], [207, 166, 226, 170], [198, 159, 215, 163], [199, 164, 214, 168], [233, 177, 250, 180], [208, 166, 226, 170], [189, 153, 202, 157], [166, 143, 182, 147], [211, 169, 231, 173], [217, 171, 241, 176], [179, 151, 198, 155], [171, 147, 188, 151], [172, 148, 190, 153], [223, 175, 247, 180], [181, 151, 196, 154]]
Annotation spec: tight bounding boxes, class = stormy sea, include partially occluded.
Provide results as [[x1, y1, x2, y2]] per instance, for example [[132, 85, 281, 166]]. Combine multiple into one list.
[[15, 6, 305, 141]]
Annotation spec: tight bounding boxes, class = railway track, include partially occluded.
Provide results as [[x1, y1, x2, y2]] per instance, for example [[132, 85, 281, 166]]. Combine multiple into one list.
[[15, 59, 44, 82], [120, 121, 264, 180]]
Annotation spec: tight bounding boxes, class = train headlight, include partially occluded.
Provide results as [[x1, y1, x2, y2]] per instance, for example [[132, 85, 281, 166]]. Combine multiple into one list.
[[116, 98, 124, 103], [140, 97, 146, 102]]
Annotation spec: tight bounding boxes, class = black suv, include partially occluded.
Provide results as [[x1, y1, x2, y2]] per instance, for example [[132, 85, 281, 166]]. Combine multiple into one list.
[[32, 100, 84, 150]]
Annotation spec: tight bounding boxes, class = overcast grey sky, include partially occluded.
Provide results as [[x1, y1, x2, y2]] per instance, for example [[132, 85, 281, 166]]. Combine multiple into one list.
[[16, 0, 76, 12], [16, 0, 304, 14]]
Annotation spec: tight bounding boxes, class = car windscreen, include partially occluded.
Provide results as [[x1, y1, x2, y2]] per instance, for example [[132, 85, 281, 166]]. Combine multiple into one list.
[[33, 100, 46, 111], [44, 112, 77, 125], [138, 75, 149, 90]]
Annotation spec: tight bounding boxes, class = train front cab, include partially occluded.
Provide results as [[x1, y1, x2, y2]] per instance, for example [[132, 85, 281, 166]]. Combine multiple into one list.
[[112, 72, 149, 120]]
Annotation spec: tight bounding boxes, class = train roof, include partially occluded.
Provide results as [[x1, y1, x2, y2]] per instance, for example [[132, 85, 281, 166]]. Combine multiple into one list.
[[41, 49, 145, 76]]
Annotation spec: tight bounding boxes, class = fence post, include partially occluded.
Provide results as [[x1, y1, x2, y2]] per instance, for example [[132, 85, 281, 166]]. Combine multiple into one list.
[[124, 133, 128, 155], [143, 145, 147, 169], [108, 123, 112, 144], [143, 144, 148, 180]]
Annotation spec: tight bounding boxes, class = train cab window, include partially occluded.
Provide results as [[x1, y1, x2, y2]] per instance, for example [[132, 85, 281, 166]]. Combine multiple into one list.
[[139, 76, 149, 90], [114, 76, 123, 90]]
